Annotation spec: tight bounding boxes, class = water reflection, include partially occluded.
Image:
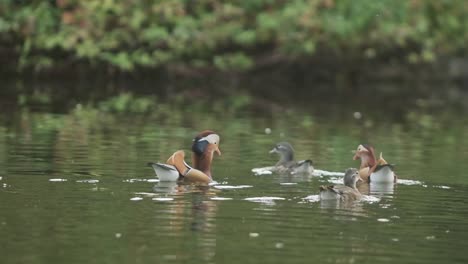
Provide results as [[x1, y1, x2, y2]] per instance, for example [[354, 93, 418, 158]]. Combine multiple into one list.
[[152, 181, 179, 194], [2, 108, 468, 264], [358, 182, 395, 198], [369, 183, 395, 197]]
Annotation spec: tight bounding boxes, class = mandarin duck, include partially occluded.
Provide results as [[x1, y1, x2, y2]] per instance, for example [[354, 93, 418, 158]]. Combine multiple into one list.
[[319, 168, 362, 201], [148, 130, 221, 183], [353, 144, 396, 183], [269, 142, 314, 174]]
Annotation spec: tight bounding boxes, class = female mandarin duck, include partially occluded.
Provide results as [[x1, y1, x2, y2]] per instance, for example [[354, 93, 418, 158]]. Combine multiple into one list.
[[353, 144, 396, 183], [319, 168, 362, 201], [269, 142, 314, 174], [148, 130, 221, 184]]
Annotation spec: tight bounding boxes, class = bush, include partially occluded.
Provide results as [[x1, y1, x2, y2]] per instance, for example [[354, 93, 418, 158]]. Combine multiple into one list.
[[1, 0, 467, 72]]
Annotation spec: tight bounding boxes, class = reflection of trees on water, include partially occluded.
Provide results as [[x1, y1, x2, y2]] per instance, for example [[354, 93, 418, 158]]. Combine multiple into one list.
[[152, 183, 219, 263]]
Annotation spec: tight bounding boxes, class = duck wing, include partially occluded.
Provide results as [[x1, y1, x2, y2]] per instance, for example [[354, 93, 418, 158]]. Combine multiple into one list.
[[374, 163, 395, 172], [319, 185, 344, 195], [147, 162, 180, 181], [147, 162, 178, 171], [297, 159, 313, 166]]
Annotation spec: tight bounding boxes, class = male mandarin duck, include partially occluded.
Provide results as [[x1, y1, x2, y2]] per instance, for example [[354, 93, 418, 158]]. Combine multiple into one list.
[[269, 142, 314, 174], [148, 130, 221, 184], [353, 144, 396, 183], [319, 168, 362, 201]]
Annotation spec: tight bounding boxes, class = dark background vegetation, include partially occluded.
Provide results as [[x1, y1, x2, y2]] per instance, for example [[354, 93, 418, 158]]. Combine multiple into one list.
[[1, 0, 468, 119]]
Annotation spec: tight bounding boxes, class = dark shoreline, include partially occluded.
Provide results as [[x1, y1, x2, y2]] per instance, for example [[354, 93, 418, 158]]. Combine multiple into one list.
[[2, 56, 468, 122]]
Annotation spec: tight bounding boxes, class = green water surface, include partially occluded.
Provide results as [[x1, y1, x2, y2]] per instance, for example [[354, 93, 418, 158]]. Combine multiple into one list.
[[1, 107, 467, 264]]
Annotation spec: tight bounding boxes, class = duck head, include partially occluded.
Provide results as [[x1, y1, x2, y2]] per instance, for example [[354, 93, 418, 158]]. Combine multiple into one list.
[[270, 142, 295, 165], [353, 144, 377, 168], [343, 168, 361, 189], [191, 130, 221, 178]]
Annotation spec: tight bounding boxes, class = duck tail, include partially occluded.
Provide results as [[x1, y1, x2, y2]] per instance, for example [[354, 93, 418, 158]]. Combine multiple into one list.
[[147, 162, 177, 171]]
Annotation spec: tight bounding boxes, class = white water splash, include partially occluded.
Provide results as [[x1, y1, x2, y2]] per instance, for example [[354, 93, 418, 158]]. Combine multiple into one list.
[[210, 197, 233, 201], [280, 183, 297, 186], [76, 179, 99, 184], [313, 169, 345, 177], [361, 195, 381, 203], [303, 195, 321, 203], [251, 167, 274, 175], [208, 181, 220, 186], [377, 218, 390, 222], [134, 192, 158, 197], [327, 177, 344, 185], [214, 185, 253, 190], [130, 197, 143, 201], [49, 178, 67, 182], [152, 197, 174, 201], [146, 179, 160, 183], [245, 197, 285, 203], [433, 185, 451, 189], [252, 167, 345, 177], [124, 178, 160, 183], [249, 232, 260, 238], [397, 179, 423, 185], [303, 194, 379, 204]]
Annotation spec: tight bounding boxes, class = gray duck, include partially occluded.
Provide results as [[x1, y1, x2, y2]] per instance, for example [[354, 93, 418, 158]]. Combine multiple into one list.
[[319, 168, 362, 202], [269, 142, 314, 174]]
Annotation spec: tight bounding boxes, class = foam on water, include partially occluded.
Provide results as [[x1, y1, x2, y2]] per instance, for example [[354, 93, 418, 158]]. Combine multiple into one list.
[[49, 178, 67, 182], [76, 179, 99, 183], [434, 185, 451, 189], [214, 185, 253, 190], [327, 177, 344, 185], [210, 197, 233, 201], [252, 167, 345, 177], [130, 197, 143, 201], [244, 197, 285, 203], [303, 195, 321, 203], [152, 197, 174, 201], [313, 169, 345, 177], [280, 182, 297, 186], [397, 179, 423, 185], [377, 218, 390, 222], [251, 167, 275, 175], [303, 194, 380, 204], [208, 181, 219, 186], [134, 192, 158, 196], [361, 195, 381, 203], [124, 178, 160, 183]]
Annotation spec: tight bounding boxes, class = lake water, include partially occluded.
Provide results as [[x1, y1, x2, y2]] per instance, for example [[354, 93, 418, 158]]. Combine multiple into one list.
[[1, 104, 468, 264]]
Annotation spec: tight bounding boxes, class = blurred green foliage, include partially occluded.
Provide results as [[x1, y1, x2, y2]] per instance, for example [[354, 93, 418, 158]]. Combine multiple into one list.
[[1, 0, 467, 72]]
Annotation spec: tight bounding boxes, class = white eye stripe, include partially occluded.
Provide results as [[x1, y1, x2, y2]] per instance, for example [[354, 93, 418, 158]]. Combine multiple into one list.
[[357, 145, 368, 152], [198, 134, 220, 144]]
